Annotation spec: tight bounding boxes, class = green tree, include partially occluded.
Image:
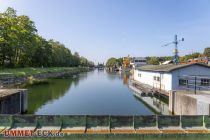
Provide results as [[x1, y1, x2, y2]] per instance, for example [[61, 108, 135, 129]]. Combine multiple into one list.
[[147, 57, 159, 65], [180, 52, 201, 62], [203, 47, 210, 57], [106, 58, 118, 67], [0, 7, 93, 68], [0, 7, 37, 67]]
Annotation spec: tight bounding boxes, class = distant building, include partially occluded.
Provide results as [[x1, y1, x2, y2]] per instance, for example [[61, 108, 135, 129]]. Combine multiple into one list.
[[130, 57, 147, 68], [181, 57, 210, 65], [134, 63, 210, 93]]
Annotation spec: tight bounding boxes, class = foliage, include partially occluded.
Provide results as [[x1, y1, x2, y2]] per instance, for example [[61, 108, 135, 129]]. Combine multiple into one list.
[[203, 47, 210, 57], [179, 52, 201, 62], [106, 58, 118, 67], [0, 7, 94, 68], [146, 57, 160, 65]]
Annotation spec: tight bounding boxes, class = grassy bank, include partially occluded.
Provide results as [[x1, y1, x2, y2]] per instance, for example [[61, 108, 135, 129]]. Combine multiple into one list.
[[0, 67, 89, 78]]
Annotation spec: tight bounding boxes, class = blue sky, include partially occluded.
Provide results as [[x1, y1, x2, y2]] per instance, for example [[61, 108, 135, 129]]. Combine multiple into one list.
[[1, 0, 210, 63]]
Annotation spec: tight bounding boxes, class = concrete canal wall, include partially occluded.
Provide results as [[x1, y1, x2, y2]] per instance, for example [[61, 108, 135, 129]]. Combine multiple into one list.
[[169, 91, 210, 115], [1, 115, 210, 134], [0, 67, 90, 87]]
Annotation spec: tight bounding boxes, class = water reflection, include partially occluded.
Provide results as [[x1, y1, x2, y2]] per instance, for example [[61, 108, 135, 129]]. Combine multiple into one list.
[[25, 74, 89, 114], [26, 79, 74, 114], [23, 70, 155, 115], [0, 70, 171, 115], [133, 92, 170, 115]]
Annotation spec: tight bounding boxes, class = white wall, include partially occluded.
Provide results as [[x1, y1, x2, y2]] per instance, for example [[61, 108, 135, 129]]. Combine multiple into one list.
[[134, 65, 210, 92], [134, 69, 172, 92]]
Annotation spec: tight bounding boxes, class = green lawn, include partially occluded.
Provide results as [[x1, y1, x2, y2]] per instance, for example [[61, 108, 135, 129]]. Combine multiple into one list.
[[0, 67, 87, 78]]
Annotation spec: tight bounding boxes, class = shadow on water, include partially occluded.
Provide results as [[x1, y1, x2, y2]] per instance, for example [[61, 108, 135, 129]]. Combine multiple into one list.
[[26, 79, 75, 114]]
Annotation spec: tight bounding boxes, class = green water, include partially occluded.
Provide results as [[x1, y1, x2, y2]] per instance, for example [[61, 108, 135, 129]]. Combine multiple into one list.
[[25, 69, 160, 115]]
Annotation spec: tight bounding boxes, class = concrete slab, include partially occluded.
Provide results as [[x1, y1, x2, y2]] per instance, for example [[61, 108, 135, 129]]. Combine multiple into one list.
[[111, 127, 135, 134], [184, 126, 208, 134], [10, 126, 36, 131], [135, 126, 161, 134], [0, 89, 26, 98], [135, 129, 161, 134], [61, 127, 85, 134], [86, 127, 110, 134], [160, 126, 185, 134], [36, 126, 61, 132]]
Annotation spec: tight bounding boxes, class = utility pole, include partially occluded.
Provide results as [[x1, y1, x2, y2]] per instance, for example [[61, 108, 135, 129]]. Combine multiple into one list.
[[194, 76, 197, 94]]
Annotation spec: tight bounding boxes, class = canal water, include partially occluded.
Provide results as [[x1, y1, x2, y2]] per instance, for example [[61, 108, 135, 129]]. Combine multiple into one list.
[[26, 69, 168, 115]]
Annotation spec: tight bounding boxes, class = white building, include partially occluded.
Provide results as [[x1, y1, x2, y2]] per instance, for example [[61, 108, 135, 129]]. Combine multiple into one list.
[[130, 57, 147, 68], [134, 63, 210, 93]]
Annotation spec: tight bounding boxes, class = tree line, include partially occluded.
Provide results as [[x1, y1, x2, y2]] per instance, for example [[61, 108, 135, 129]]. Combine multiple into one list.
[[0, 7, 94, 68], [106, 47, 210, 66], [147, 48, 210, 65], [105, 58, 123, 67]]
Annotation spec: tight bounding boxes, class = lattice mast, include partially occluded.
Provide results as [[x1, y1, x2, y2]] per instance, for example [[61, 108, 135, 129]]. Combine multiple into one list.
[[162, 35, 184, 64]]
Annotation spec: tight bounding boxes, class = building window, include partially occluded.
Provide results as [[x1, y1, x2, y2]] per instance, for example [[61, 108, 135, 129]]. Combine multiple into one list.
[[153, 76, 160, 81], [153, 76, 156, 80], [179, 79, 188, 86], [201, 78, 210, 86]]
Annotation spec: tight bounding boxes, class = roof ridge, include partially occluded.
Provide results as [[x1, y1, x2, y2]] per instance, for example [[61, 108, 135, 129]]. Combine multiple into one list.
[[137, 63, 210, 72]]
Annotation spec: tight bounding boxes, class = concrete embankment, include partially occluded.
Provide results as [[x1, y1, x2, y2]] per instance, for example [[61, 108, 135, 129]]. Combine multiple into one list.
[[169, 90, 210, 115], [0, 67, 91, 87]]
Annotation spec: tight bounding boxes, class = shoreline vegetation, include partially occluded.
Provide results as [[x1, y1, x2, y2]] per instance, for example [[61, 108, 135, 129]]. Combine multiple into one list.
[[0, 67, 92, 87], [0, 7, 95, 87], [0, 7, 94, 68]]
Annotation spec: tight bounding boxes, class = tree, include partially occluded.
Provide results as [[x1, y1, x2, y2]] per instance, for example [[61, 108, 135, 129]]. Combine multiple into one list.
[[106, 58, 118, 67], [147, 57, 159, 65], [179, 52, 201, 62], [203, 47, 210, 57], [0, 7, 37, 67], [0, 7, 93, 68]]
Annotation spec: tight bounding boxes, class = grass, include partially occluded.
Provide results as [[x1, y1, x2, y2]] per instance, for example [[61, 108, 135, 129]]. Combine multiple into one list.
[[0, 67, 88, 78]]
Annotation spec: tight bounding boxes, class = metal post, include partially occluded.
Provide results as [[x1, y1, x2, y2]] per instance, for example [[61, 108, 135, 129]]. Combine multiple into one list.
[[174, 35, 179, 65], [85, 115, 87, 133], [159, 73, 161, 91], [133, 115, 135, 130], [156, 115, 158, 128], [180, 115, 182, 128], [194, 76, 197, 94], [171, 91, 176, 114], [19, 92, 22, 113], [109, 115, 111, 132], [203, 115, 205, 128]]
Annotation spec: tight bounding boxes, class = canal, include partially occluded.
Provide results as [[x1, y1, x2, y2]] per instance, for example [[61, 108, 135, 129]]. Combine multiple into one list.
[[24, 69, 168, 115]]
